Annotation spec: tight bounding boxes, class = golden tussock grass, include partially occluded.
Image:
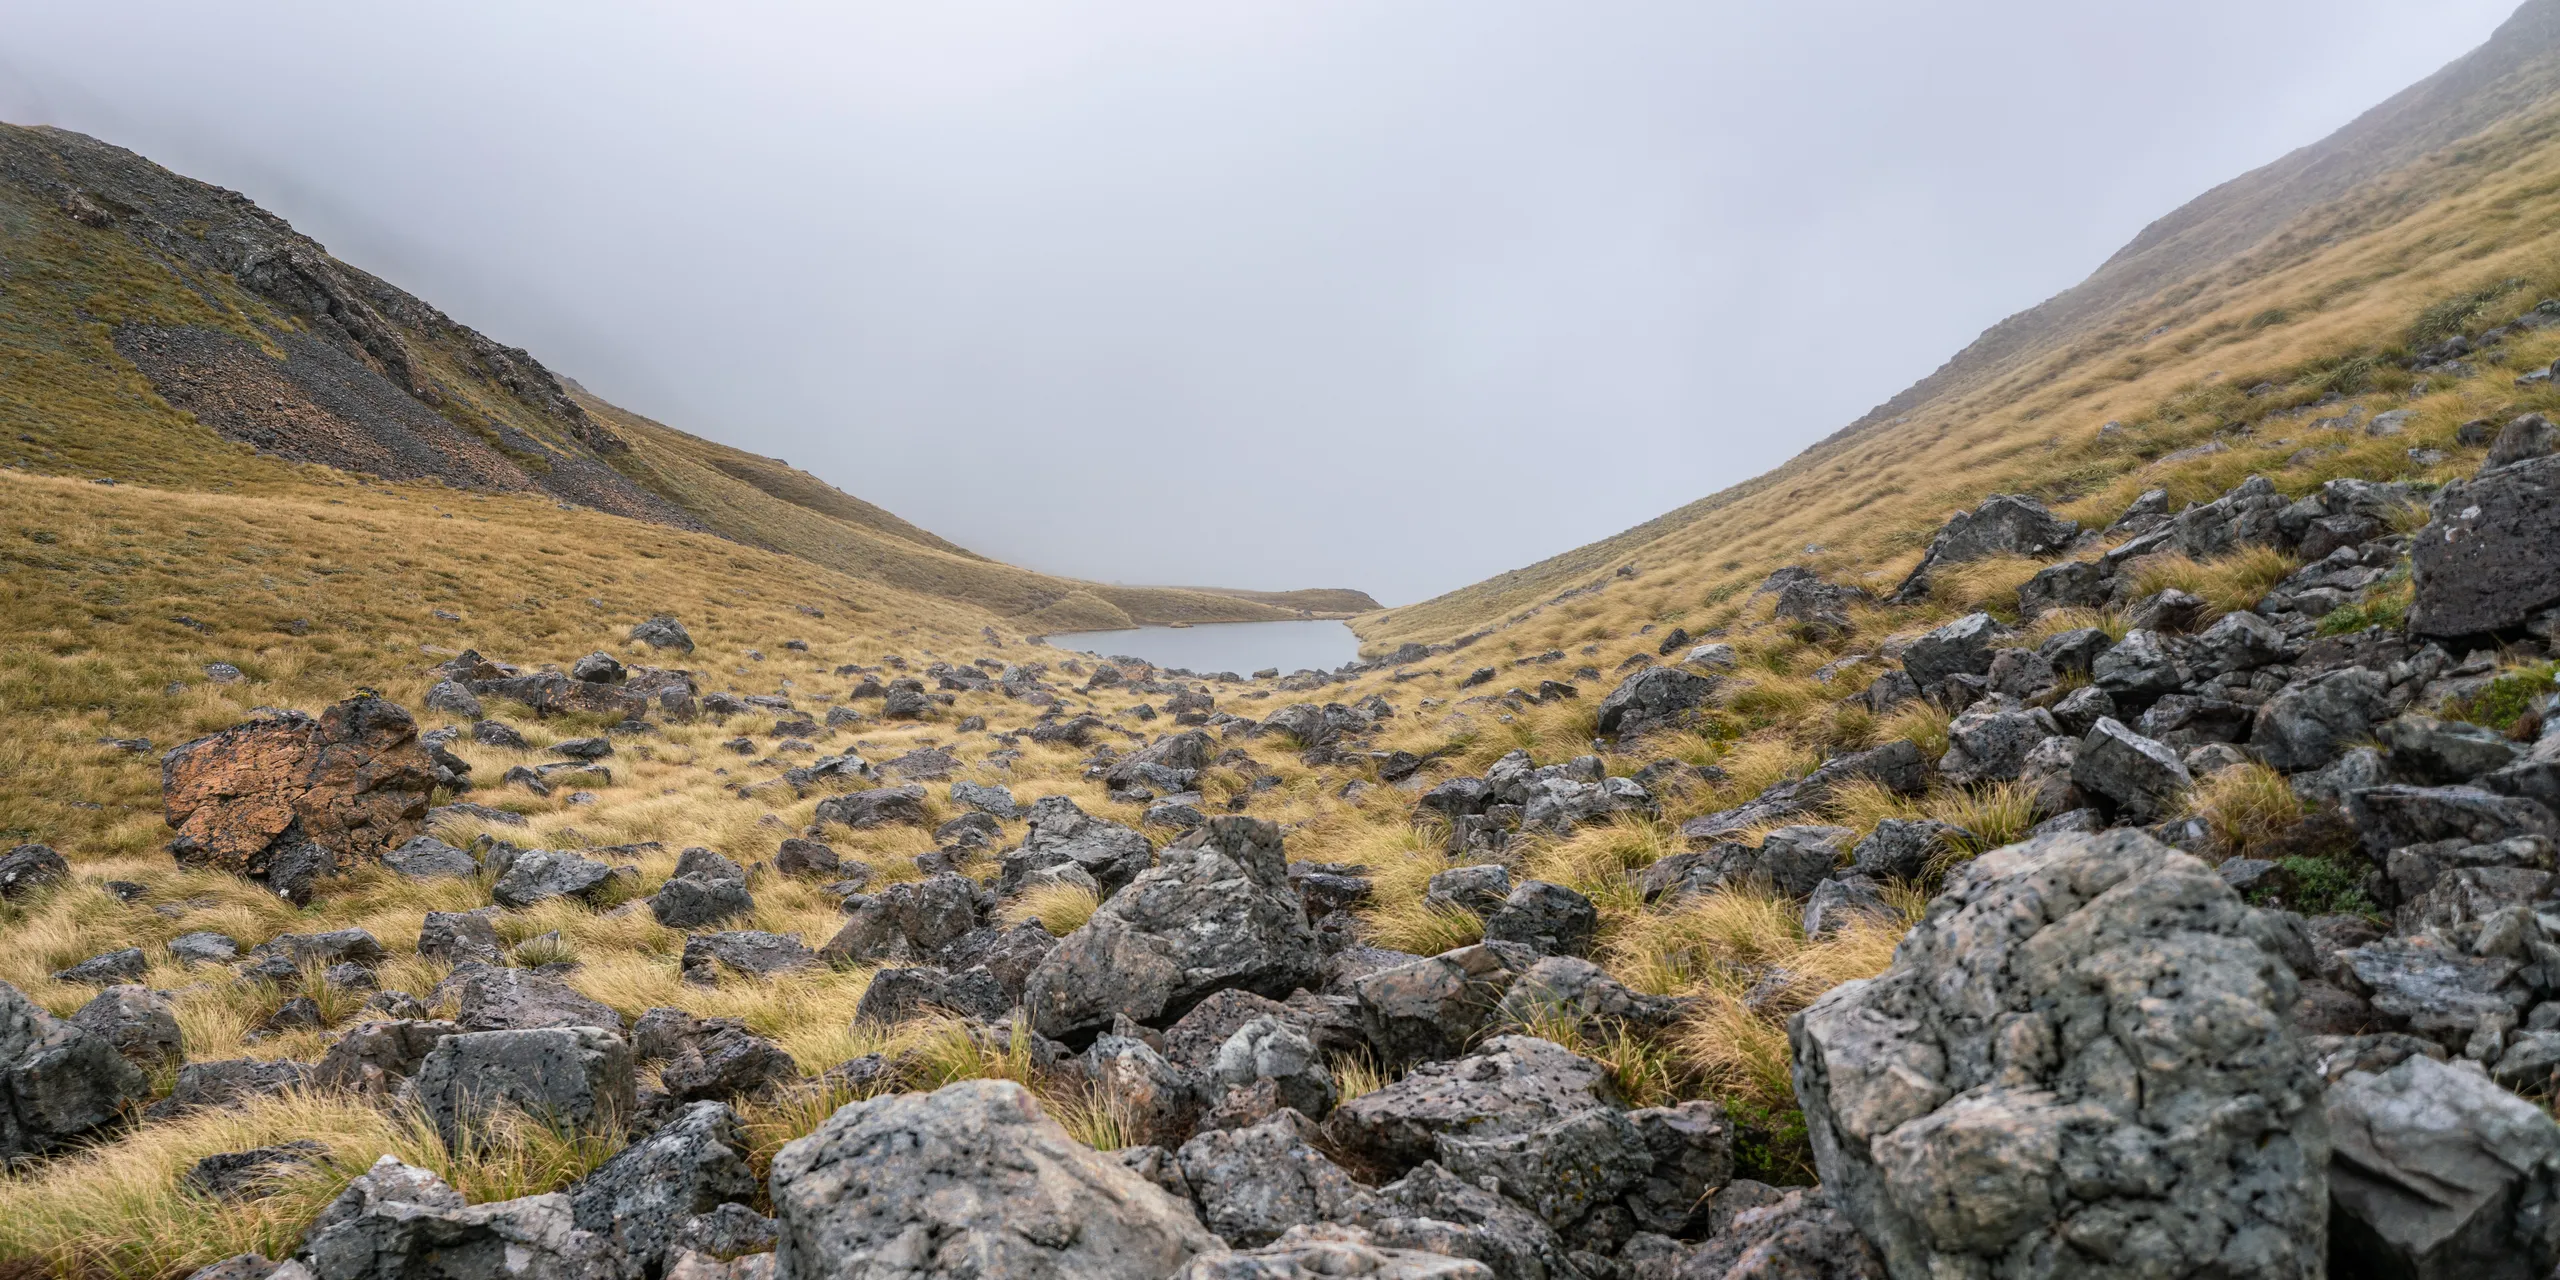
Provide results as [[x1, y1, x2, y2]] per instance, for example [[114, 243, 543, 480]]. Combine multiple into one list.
[[2128, 546, 2301, 621], [2183, 762, 2308, 858]]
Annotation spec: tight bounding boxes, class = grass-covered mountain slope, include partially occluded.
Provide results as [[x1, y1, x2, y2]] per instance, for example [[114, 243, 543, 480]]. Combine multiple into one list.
[[0, 123, 1364, 634], [1356, 0, 2560, 654]]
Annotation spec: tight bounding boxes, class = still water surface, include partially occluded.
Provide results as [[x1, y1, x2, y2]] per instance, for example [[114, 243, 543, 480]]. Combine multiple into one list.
[[1043, 619, 1359, 675]]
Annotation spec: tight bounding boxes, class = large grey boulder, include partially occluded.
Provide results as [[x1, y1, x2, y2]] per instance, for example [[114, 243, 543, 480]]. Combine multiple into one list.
[[1366, 1160, 1570, 1279], [999, 796, 1158, 898], [441, 962, 625, 1033], [769, 1078, 1220, 1278], [1434, 1104, 1650, 1229], [1671, 1187, 1884, 1280], [70, 984, 183, 1067], [1895, 495, 2082, 599], [1939, 704, 2063, 786], [568, 1100, 758, 1278], [406, 1026, 636, 1149], [148, 1058, 313, 1120], [0, 842, 71, 899], [297, 1154, 618, 1280], [2071, 717, 2193, 822], [1595, 667, 1718, 739], [813, 785, 930, 830], [2327, 1054, 2560, 1280], [1350, 943, 1535, 1069], [1323, 1035, 1620, 1180], [316, 1019, 458, 1097], [2410, 454, 2560, 636], [2255, 668, 2392, 772], [1, 978, 150, 1159], [1175, 1225, 1493, 1280], [492, 850, 618, 909], [1022, 816, 1320, 1040], [2346, 785, 2559, 856], [1902, 613, 2011, 687], [1791, 828, 2328, 1279], [650, 848, 755, 930], [1479, 880, 1598, 957], [1178, 1108, 1377, 1246]]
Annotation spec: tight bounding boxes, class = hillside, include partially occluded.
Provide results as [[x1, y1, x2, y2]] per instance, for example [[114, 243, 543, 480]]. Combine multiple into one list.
[[8, 8, 2560, 1279], [1357, 0, 2560, 653], [0, 122, 1348, 634]]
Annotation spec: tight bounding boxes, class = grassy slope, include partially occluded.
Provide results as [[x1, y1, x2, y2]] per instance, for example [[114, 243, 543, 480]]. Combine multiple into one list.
[[1357, 9, 2560, 653]]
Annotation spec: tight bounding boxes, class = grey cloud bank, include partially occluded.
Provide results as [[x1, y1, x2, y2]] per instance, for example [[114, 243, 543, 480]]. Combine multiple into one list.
[[0, 0, 2517, 604]]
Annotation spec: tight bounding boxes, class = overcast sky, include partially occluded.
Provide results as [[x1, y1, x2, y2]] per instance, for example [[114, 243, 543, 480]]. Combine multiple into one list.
[[0, 1, 2524, 605]]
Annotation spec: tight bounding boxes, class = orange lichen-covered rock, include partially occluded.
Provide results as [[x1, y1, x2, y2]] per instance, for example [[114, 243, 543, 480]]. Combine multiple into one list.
[[163, 694, 440, 903]]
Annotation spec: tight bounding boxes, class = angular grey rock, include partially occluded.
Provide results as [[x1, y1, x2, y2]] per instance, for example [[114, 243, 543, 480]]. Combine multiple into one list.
[[2017, 560, 2107, 618], [422, 680, 484, 719], [1493, 955, 1685, 1039], [1595, 666, 1718, 739], [70, 984, 183, 1067], [2487, 412, 2560, 469], [851, 965, 1009, 1025], [168, 930, 242, 967], [1022, 816, 1319, 1040], [1423, 864, 1512, 915], [1179, 1107, 1377, 1246], [1000, 796, 1158, 898], [1480, 879, 1599, 958], [2189, 610, 2289, 676], [491, 849, 618, 909], [949, 780, 1022, 819], [407, 1026, 636, 1149], [186, 1141, 329, 1200], [2071, 716, 2193, 821], [1351, 943, 1535, 1069], [2347, 785, 2559, 856], [769, 1079, 1220, 1278], [1897, 495, 2082, 599], [650, 873, 756, 930], [1175, 1224, 1493, 1280], [148, 1057, 312, 1120], [2090, 628, 2184, 702], [771, 837, 838, 879], [1434, 1103, 1649, 1228], [1938, 704, 2063, 786], [382, 835, 478, 879], [1791, 829, 2327, 1280], [2410, 454, 2560, 636], [1210, 1016, 1335, 1120], [1323, 1035, 1619, 1179], [1368, 1160, 1568, 1280], [1624, 1101, 1735, 1237], [55, 947, 147, 985], [1851, 819, 1962, 882], [813, 784, 930, 830], [297, 1154, 618, 1280], [2327, 1054, 2560, 1280], [569, 1100, 758, 1276], [1672, 1187, 1884, 1280], [0, 842, 69, 899], [680, 932, 816, 984], [418, 908, 502, 966], [1, 978, 150, 1159], [2381, 715, 2524, 785], [1902, 613, 2011, 687], [441, 962, 625, 1033], [630, 615, 695, 653], [639, 1012, 799, 1105], [1803, 874, 1895, 939], [315, 1018, 458, 1097], [2339, 939, 2524, 1036]]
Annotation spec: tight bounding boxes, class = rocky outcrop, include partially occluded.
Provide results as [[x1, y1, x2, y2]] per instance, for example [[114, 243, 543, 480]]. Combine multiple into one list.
[[2410, 453, 2560, 636], [1022, 817, 1320, 1040], [2, 978, 150, 1160], [162, 695, 442, 902], [2327, 1053, 2560, 1280], [1791, 828, 2327, 1279], [769, 1079, 1220, 1277]]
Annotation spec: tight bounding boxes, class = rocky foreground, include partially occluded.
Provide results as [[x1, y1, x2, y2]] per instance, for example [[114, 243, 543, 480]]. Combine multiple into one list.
[[7, 417, 2560, 1278]]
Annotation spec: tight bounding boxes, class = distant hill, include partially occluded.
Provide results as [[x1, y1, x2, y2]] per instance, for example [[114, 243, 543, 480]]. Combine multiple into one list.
[[0, 122, 1351, 632]]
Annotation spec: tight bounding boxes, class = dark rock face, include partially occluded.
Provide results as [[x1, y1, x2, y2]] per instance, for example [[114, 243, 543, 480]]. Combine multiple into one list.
[[0, 843, 69, 900], [439, 961, 625, 1033], [162, 695, 441, 902], [294, 1154, 620, 1280], [1322, 1035, 1620, 1181], [568, 1100, 759, 1277], [1901, 613, 2011, 688], [2327, 1053, 2560, 1280], [1791, 829, 2326, 1279], [1595, 667, 1718, 739], [768, 1079, 1220, 1277], [1, 978, 150, 1160], [407, 1026, 636, 1149], [1895, 495, 2082, 600], [1022, 817, 1320, 1040], [813, 785, 930, 830], [2411, 454, 2560, 636]]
